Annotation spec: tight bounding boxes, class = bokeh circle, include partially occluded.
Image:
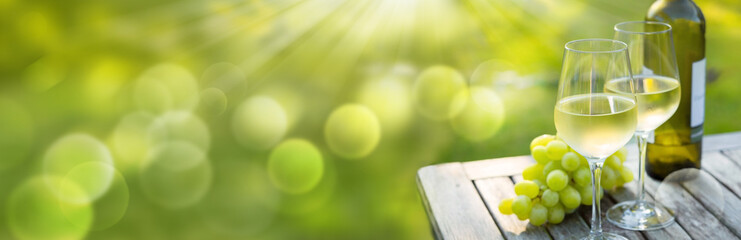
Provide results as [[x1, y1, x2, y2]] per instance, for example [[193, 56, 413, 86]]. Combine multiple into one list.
[[148, 111, 211, 151], [268, 139, 324, 194], [231, 95, 288, 150], [43, 134, 115, 204], [86, 168, 129, 231], [449, 87, 505, 142], [199, 88, 228, 116], [108, 112, 154, 172], [357, 75, 412, 136], [324, 104, 381, 159], [140, 141, 212, 209], [133, 63, 200, 113], [412, 65, 467, 121], [7, 177, 92, 240]]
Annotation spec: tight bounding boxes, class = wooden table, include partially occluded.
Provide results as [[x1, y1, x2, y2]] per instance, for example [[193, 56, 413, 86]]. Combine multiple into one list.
[[417, 132, 741, 240]]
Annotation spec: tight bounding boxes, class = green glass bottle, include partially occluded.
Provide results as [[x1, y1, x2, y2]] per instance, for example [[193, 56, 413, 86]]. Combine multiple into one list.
[[646, 0, 705, 180]]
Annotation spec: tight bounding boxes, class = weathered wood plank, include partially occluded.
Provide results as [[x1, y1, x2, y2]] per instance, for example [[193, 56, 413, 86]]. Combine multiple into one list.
[[546, 213, 590, 240], [607, 186, 691, 240], [676, 151, 741, 238], [705, 151, 741, 199], [639, 164, 739, 240], [576, 195, 645, 240], [510, 175, 590, 239], [704, 131, 741, 152], [474, 177, 551, 239], [416, 163, 504, 240], [463, 156, 535, 180], [721, 148, 741, 168]]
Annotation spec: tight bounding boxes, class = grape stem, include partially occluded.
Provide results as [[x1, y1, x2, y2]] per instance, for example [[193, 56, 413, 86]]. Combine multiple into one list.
[[588, 160, 604, 238]]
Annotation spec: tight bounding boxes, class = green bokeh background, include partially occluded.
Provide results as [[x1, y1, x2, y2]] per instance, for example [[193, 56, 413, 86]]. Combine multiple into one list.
[[0, 0, 740, 239]]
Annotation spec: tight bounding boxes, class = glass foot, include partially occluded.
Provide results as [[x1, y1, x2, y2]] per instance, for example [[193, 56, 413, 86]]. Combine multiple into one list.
[[580, 232, 628, 240], [606, 200, 675, 230]]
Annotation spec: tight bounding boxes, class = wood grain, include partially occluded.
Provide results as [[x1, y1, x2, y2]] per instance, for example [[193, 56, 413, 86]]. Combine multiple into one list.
[[546, 213, 590, 240], [416, 163, 503, 240], [463, 156, 535, 180], [721, 148, 741, 168], [678, 151, 741, 237], [642, 171, 738, 239], [705, 151, 741, 199], [474, 177, 551, 239]]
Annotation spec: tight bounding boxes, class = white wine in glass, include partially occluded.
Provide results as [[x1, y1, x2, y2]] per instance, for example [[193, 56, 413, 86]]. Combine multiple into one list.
[[607, 21, 681, 231], [554, 39, 636, 240], [605, 75, 680, 132], [555, 94, 637, 159]]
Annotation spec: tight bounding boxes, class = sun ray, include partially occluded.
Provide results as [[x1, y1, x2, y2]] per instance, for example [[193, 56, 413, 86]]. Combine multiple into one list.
[[174, 0, 310, 59], [243, 0, 372, 82], [215, 0, 354, 97]]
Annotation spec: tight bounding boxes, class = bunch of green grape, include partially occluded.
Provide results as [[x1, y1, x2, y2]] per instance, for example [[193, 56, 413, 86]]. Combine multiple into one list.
[[498, 134, 633, 226]]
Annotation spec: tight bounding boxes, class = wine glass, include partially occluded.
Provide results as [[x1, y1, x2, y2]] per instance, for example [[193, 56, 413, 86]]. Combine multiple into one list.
[[555, 39, 636, 240], [606, 21, 680, 231]]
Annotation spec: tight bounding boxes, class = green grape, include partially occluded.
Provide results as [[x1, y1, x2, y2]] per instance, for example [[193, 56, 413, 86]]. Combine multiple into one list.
[[498, 198, 513, 215], [619, 165, 634, 183], [514, 181, 539, 199], [578, 185, 594, 205], [559, 185, 581, 209], [516, 212, 529, 220], [546, 170, 568, 191], [511, 195, 532, 217], [613, 147, 628, 162], [546, 140, 568, 160], [605, 155, 622, 170], [532, 179, 547, 192], [573, 167, 591, 187], [548, 203, 565, 224], [543, 160, 563, 176], [541, 189, 559, 207], [578, 153, 589, 167], [561, 152, 580, 171], [529, 203, 548, 226], [615, 175, 626, 187], [522, 164, 544, 181], [580, 184, 604, 205], [532, 146, 550, 165], [530, 134, 554, 151], [600, 166, 617, 190]]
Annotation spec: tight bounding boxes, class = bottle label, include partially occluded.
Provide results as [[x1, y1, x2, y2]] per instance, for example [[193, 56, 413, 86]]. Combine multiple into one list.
[[691, 58, 705, 128]]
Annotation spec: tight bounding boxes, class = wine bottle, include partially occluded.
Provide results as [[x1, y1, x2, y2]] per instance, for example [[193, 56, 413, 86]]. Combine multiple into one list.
[[645, 0, 705, 180]]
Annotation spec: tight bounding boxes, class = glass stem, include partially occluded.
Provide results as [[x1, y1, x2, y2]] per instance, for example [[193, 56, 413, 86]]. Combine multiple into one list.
[[589, 160, 604, 237], [636, 132, 649, 203]]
